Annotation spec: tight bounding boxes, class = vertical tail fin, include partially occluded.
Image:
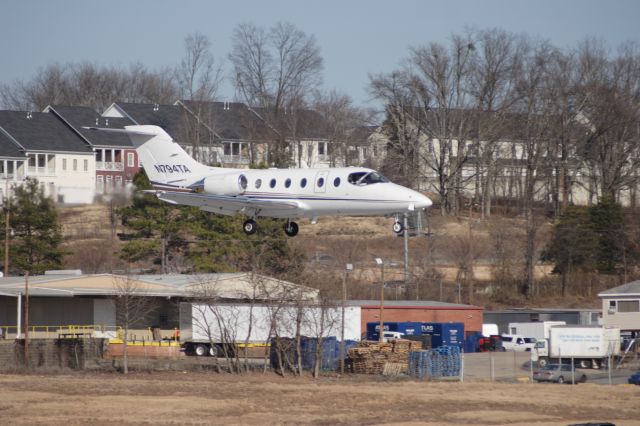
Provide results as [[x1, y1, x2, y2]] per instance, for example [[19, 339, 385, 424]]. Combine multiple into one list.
[[125, 125, 210, 189]]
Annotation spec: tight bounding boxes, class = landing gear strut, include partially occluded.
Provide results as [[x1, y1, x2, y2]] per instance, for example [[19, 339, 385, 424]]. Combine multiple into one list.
[[243, 219, 257, 235], [284, 221, 299, 237]]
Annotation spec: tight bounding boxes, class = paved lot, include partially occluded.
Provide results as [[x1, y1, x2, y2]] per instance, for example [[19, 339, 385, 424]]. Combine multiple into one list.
[[461, 351, 638, 385]]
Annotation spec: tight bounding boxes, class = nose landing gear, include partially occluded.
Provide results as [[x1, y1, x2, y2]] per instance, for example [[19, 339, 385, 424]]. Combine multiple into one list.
[[392, 220, 404, 234], [284, 221, 299, 237]]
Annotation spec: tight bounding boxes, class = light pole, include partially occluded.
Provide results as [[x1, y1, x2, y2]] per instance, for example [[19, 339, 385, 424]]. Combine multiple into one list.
[[340, 263, 353, 374], [375, 257, 384, 342]]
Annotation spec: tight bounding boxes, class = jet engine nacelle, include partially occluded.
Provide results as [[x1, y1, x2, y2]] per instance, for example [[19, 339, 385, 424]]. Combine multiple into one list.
[[203, 173, 248, 196]]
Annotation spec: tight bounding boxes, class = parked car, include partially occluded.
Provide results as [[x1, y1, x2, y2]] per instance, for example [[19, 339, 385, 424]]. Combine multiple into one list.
[[501, 334, 536, 351], [533, 364, 587, 384], [628, 371, 640, 385]]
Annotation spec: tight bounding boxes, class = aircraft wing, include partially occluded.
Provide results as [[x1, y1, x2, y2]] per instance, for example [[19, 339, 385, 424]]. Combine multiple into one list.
[[156, 191, 305, 217]]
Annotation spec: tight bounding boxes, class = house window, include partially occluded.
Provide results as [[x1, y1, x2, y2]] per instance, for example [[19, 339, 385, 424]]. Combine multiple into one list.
[[318, 142, 326, 156], [84, 159, 88, 172], [127, 152, 135, 167], [97, 175, 104, 193], [618, 300, 640, 313], [62, 159, 67, 171], [73, 159, 77, 171], [115, 176, 123, 186]]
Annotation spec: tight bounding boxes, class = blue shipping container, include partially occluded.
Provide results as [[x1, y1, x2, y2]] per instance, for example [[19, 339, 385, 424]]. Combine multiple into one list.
[[366, 322, 423, 340], [420, 323, 464, 349]]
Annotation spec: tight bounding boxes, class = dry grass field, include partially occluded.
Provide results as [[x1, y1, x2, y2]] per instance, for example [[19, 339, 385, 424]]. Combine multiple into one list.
[[0, 372, 638, 425]]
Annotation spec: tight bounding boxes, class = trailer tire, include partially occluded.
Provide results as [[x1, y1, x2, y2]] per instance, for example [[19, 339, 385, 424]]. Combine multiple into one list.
[[579, 360, 591, 369], [557, 376, 564, 384], [209, 345, 218, 357], [194, 344, 208, 357], [538, 358, 548, 368]]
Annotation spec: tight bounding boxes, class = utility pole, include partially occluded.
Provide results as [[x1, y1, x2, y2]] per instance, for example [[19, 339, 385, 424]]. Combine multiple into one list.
[[403, 213, 410, 299], [340, 263, 352, 374], [24, 271, 29, 367], [375, 258, 384, 342], [4, 178, 10, 276]]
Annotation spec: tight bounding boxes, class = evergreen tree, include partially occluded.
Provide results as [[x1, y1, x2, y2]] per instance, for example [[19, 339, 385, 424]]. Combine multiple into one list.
[[589, 196, 631, 274], [117, 170, 188, 272], [542, 205, 598, 295], [3, 177, 65, 275]]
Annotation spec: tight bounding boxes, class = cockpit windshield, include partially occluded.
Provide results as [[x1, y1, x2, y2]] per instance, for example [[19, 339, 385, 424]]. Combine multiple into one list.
[[347, 171, 389, 185]]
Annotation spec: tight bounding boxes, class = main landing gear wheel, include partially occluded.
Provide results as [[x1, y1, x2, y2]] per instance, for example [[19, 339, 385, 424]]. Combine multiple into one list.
[[243, 219, 257, 235], [284, 221, 299, 237], [392, 221, 404, 234]]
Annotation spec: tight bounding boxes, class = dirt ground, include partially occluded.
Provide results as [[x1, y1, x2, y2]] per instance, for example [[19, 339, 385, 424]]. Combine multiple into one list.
[[0, 372, 638, 425]]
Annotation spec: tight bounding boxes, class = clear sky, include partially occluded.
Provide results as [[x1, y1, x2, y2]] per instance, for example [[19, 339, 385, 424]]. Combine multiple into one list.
[[1, 0, 639, 108]]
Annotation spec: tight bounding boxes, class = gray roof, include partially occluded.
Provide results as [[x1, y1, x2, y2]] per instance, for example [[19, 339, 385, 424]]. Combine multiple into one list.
[[0, 111, 92, 154], [0, 128, 26, 158], [349, 300, 481, 309], [109, 102, 212, 144], [179, 100, 277, 142], [0, 272, 319, 301], [46, 105, 135, 148], [254, 107, 329, 140], [598, 280, 640, 297]]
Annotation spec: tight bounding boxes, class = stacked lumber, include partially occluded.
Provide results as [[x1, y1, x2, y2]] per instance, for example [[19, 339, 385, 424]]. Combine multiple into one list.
[[347, 339, 422, 375]]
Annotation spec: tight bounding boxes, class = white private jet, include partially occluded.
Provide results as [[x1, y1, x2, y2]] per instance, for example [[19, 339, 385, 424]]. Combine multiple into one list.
[[89, 125, 432, 237]]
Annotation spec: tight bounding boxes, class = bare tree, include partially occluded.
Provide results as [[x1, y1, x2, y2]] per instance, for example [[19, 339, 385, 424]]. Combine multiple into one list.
[[229, 22, 323, 166], [175, 33, 224, 161], [574, 39, 640, 204], [0, 62, 178, 111], [113, 275, 158, 375]]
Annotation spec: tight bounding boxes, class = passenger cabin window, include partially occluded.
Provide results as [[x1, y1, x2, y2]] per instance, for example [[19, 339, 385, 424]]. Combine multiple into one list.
[[270, 178, 276, 188], [255, 179, 262, 189], [333, 177, 341, 187], [300, 178, 307, 188], [317, 177, 325, 187], [285, 178, 291, 188], [348, 171, 389, 185]]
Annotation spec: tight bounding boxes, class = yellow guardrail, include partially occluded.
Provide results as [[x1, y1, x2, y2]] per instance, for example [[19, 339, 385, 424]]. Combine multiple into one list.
[[0, 324, 181, 342]]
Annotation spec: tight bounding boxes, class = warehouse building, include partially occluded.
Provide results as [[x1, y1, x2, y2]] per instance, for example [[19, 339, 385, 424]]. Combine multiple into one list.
[[0, 271, 318, 339], [352, 300, 483, 337]]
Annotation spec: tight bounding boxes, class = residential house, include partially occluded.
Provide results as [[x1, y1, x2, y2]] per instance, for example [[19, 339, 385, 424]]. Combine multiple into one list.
[[0, 111, 95, 204], [0, 129, 27, 202], [177, 100, 277, 167], [599, 281, 640, 335], [102, 102, 219, 165], [45, 105, 139, 196]]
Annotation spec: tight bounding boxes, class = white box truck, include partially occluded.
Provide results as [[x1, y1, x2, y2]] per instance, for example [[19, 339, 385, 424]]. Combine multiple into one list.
[[507, 321, 566, 340], [179, 303, 362, 356], [531, 326, 621, 369]]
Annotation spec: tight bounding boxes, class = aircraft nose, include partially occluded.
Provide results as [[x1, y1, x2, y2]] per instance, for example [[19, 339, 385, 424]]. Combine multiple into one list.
[[406, 188, 432, 209], [414, 192, 433, 209]]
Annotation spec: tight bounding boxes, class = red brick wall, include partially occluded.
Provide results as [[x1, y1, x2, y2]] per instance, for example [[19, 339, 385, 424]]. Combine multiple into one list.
[[360, 306, 483, 338]]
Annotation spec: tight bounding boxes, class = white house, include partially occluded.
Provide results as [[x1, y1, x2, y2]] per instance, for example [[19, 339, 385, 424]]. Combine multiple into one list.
[[0, 111, 95, 204]]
